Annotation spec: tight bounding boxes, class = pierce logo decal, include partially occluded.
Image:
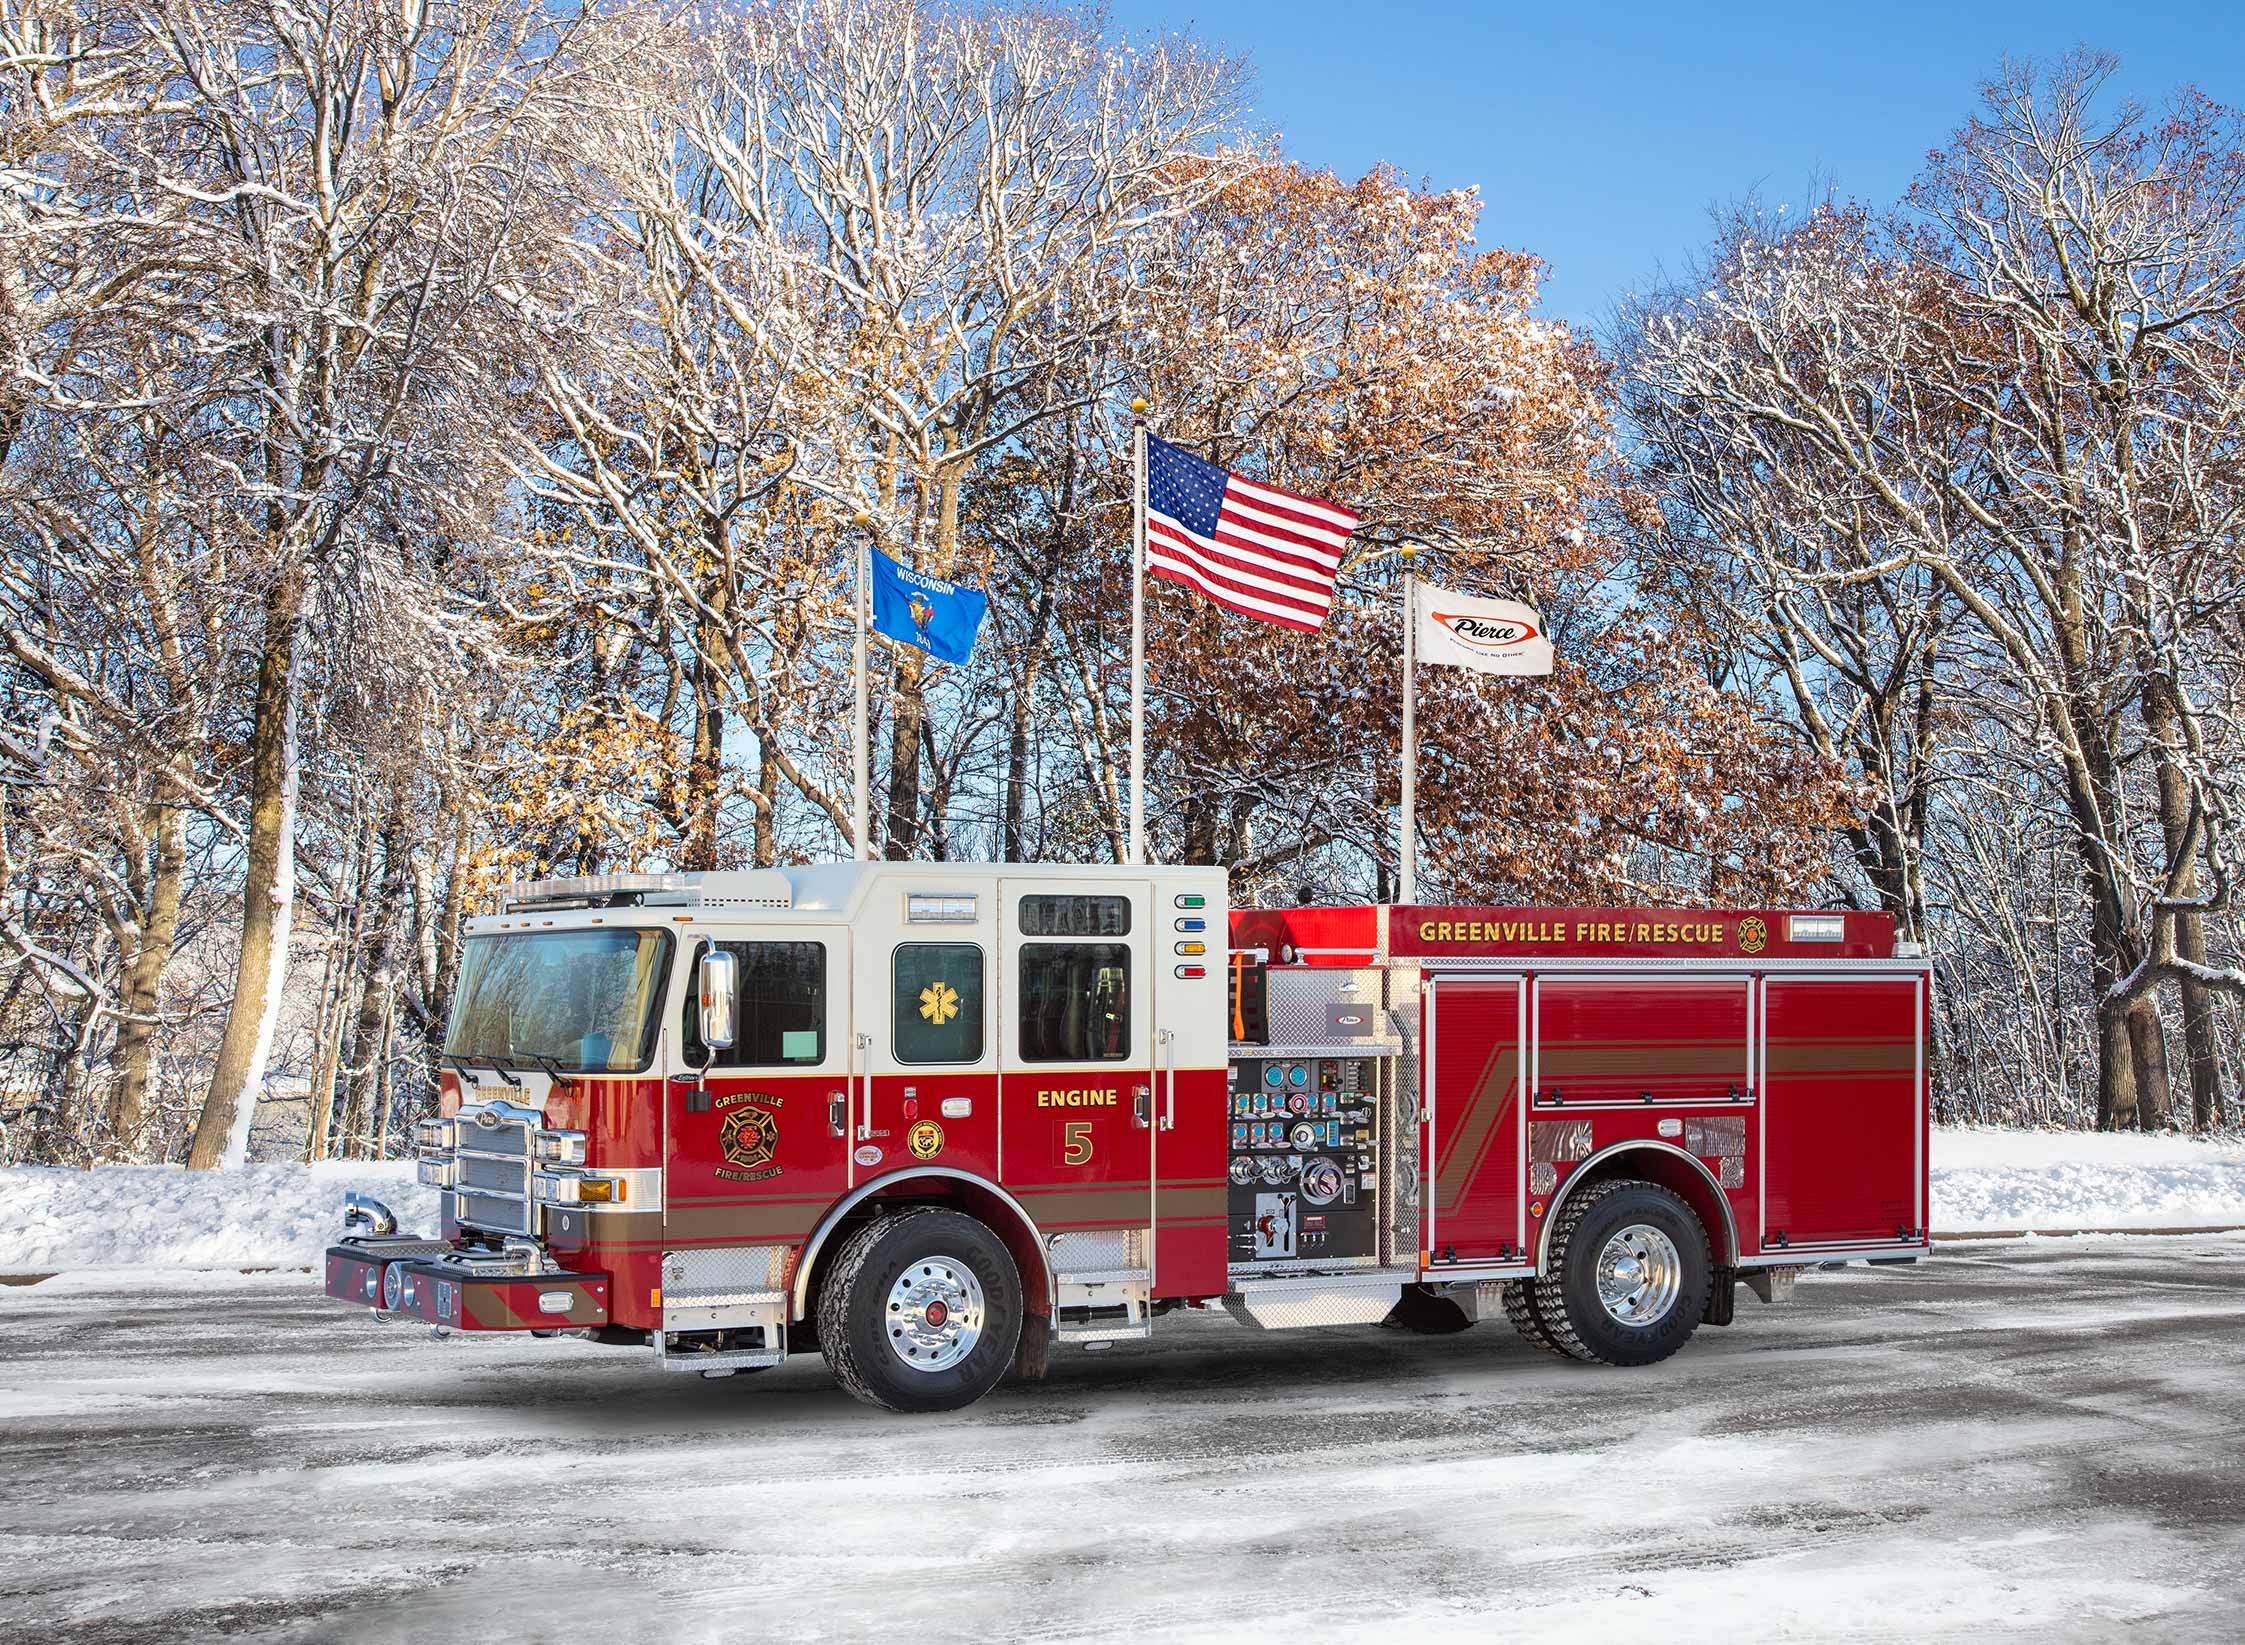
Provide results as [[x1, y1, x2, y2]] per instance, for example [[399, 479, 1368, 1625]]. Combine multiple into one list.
[[1432, 612, 1542, 652]]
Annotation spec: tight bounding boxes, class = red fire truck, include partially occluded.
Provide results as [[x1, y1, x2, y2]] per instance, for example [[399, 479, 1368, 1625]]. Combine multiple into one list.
[[326, 864, 1930, 1411]]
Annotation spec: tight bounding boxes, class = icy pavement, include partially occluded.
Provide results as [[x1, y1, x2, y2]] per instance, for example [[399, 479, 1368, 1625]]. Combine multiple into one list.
[[3, 1240, 2243, 1642]]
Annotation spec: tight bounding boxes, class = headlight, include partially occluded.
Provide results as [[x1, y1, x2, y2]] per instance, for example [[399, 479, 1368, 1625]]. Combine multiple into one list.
[[415, 1157, 456, 1188], [534, 1130, 588, 1166]]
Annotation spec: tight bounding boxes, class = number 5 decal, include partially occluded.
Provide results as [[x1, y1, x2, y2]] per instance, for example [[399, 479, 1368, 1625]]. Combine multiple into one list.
[[1061, 1121, 1094, 1167]]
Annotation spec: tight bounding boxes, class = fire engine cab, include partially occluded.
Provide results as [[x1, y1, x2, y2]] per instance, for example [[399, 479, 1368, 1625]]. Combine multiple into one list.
[[326, 863, 1930, 1412]]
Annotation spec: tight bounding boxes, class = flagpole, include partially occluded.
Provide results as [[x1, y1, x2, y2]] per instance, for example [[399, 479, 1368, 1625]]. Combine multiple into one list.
[[1399, 542, 1419, 906], [850, 510, 871, 861], [1128, 399, 1148, 867]]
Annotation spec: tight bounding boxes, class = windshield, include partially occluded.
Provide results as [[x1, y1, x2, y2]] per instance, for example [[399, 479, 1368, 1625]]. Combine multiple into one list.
[[445, 929, 673, 1074]]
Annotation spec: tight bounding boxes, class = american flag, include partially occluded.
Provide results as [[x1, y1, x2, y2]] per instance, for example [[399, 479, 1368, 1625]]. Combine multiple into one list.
[[1144, 434, 1358, 633]]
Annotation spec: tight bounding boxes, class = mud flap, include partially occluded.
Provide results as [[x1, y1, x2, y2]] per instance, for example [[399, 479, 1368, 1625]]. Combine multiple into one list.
[[1702, 1267, 1737, 1327]]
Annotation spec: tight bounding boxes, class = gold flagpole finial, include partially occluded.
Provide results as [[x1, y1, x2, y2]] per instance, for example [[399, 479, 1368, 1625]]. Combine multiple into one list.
[[1130, 398, 1148, 417]]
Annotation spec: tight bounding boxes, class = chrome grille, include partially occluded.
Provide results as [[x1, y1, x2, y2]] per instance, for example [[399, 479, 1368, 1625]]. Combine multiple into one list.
[[452, 1189, 535, 1236], [450, 1102, 540, 1237], [459, 1153, 530, 1195]]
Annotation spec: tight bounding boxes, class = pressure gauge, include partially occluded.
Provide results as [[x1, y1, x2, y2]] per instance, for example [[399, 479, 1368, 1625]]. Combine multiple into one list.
[[1289, 1121, 1321, 1151], [1263, 1064, 1285, 1089], [1286, 1064, 1311, 1088], [1298, 1157, 1344, 1206]]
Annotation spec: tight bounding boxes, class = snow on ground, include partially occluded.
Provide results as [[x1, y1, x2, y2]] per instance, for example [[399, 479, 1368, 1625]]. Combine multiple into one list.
[[1931, 1127, 2245, 1231], [0, 1161, 435, 1272], [4, 1128, 2244, 1273]]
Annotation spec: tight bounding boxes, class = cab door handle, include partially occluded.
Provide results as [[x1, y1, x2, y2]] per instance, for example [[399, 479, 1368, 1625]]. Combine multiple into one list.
[[1132, 1085, 1151, 1128], [827, 1092, 847, 1137]]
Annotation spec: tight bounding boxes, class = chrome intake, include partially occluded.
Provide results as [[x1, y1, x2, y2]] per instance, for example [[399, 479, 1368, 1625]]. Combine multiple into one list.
[[342, 1192, 398, 1237]]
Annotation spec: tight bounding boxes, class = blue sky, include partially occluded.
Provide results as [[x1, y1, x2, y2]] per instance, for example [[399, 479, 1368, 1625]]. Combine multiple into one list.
[[1122, 1, 2244, 332]]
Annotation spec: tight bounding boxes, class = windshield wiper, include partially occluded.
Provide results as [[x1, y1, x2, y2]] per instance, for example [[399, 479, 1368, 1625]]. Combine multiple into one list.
[[471, 1053, 524, 1089], [444, 1055, 485, 1089], [521, 1053, 577, 1092]]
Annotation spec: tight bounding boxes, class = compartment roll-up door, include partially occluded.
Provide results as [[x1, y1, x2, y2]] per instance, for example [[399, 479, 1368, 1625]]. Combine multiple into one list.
[[1761, 978, 1923, 1247]]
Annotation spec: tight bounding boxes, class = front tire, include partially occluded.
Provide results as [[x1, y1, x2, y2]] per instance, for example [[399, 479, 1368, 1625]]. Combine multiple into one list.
[[1531, 1178, 1710, 1367], [818, 1207, 1023, 1412]]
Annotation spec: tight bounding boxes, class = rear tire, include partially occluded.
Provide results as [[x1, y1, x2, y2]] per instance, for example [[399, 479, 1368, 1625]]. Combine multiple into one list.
[[818, 1208, 1022, 1412], [1531, 1178, 1710, 1367], [1499, 1279, 1567, 1356]]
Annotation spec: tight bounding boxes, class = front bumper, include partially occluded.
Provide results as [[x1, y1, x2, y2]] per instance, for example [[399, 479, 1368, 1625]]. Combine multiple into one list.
[[325, 1238, 612, 1332]]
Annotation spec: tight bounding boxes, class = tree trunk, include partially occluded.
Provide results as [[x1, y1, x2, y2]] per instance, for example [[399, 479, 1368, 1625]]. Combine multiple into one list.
[[2125, 998, 2174, 1131], [187, 569, 308, 1170], [107, 799, 185, 1154], [2142, 672, 2227, 1129], [341, 794, 411, 1158], [884, 644, 926, 860], [2094, 992, 2138, 1131]]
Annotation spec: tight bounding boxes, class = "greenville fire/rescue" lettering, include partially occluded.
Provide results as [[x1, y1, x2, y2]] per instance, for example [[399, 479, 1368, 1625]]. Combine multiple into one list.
[[1417, 919, 1730, 946]]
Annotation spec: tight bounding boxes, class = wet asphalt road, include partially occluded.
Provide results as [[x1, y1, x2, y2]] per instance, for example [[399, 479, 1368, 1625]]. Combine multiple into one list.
[[2, 1237, 2243, 1644]]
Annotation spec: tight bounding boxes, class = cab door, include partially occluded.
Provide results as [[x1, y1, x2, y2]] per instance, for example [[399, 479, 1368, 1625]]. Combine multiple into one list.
[[997, 882, 1154, 1274], [665, 928, 850, 1256], [855, 884, 1001, 1187]]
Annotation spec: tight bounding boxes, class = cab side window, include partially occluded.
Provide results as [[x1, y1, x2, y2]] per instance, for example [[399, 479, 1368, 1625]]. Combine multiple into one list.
[[681, 941, 826, 1067], [893, 943, 985, 1064], [1018, 944, 1131, 1062]]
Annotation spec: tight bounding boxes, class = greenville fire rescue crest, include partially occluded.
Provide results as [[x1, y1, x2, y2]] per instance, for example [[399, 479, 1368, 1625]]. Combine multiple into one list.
[[715, 1093, 782, 1182]]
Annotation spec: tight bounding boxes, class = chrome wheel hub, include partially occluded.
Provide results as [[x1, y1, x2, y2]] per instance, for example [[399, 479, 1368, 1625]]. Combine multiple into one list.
[[1594, 1223, 1682, 1327], [885, 1255, 985, 1373]]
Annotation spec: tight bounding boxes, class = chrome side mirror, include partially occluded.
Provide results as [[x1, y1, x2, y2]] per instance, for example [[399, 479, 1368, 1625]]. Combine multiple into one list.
[[698, 947, 738, 1051]]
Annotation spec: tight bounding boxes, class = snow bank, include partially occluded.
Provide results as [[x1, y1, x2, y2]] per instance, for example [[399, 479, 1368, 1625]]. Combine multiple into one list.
[[1931, 1127, 2245, 1231], [0, 1162, 436, 1272], [5, 1129, 2244, 1272]]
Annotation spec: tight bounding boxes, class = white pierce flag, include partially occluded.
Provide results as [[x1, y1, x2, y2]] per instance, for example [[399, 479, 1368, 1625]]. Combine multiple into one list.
[[1413, 582, 1554, 676]]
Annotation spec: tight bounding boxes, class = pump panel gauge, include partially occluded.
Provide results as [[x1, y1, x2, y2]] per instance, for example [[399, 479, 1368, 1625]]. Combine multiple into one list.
[[1289, 1120, 1321, 1151]]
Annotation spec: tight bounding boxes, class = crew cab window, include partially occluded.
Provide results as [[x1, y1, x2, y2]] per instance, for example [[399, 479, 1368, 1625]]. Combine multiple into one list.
[[894, 943, 984, 1063], [1019, 944, 1131, 1062], [682, 940, 826, 1067]]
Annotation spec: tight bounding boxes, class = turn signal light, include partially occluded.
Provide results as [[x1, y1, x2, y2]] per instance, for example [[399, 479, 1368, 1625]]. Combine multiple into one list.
[[575, 1177, 623, 1203], [1175, 941, 1206, 956]]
